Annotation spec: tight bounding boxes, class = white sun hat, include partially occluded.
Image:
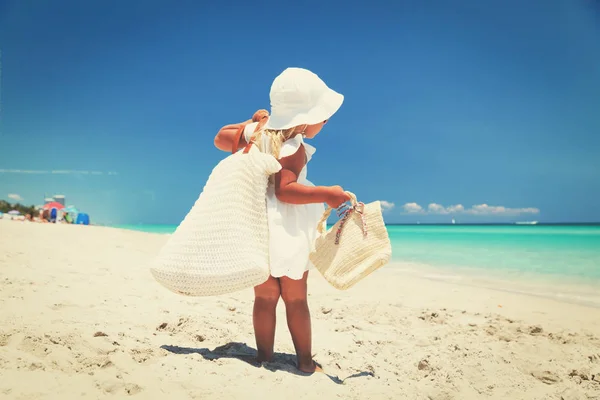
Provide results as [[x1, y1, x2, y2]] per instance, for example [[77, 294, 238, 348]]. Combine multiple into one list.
[[264, 67, 344, 131]]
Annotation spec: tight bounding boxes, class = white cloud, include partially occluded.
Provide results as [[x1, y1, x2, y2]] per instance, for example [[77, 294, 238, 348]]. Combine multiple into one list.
[[402, 202, 425, 214], [447, 204, 465, 214], [0, 169, 118, 175], [380, 200, 395, 212], [463, 204, 540, 216], [426, 203, 466, 214], [402, 202, 539, 216], [0, 169, 49, 174], [427, 203, 448, 214], [7, 193, 23, 201]]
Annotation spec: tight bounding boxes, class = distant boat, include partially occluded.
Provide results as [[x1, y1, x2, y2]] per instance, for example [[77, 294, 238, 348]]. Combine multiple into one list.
[[515, 221, 538, 225], [451, 218, 456, 224]]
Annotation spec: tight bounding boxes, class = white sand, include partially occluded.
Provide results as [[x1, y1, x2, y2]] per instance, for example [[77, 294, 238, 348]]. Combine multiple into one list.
[[1, 219, 599, 399]]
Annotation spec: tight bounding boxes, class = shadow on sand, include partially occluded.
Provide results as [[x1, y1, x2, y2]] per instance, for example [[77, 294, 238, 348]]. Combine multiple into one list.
[[161, 342, 374, 385]]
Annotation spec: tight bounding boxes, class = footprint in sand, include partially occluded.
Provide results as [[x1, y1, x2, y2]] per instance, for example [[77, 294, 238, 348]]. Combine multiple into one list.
[[418, 310, 450, 324], [156, 322, 169, 331], [497, 333, 514, 343], [528, 325, 544, 335], [129, 348, 164, 364], [569, 368, 592, 381], [194, 334, 206, 342], [531, 370, 561, 385], [546, 332, 574, 345], [96, 380, 143, 396], [418, 359, 431, 371], [18, 335, 51, 358], [75, 356, 113, 372], [334, 324, 363, 333], [124, 383, 143, 396], [155, 317, 192, 335], [27, 362, 45, 371], [0, 332, 12, 347], [321, 307, 333, 315]]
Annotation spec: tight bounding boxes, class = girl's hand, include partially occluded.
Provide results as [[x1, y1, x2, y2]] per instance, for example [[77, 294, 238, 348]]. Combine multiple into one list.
[[252, 109, 269, 130], [326, 186, 352, 209], [252, 109, 269, 121]]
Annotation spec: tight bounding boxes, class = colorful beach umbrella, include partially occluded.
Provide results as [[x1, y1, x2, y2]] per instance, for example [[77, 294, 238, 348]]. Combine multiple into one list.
[[63, 206, 79, 214], [43, 202, 65, 210]]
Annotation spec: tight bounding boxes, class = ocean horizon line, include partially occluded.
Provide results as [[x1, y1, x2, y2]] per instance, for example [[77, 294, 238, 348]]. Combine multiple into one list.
[[107, 222, 600, 227]]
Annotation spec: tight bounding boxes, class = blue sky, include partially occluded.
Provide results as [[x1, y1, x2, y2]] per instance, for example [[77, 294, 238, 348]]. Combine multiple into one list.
[[0, 0, 599, 224]]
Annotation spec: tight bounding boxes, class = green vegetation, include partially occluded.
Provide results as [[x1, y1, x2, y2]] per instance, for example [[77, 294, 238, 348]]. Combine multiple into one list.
[[0, 199, 36, 217]]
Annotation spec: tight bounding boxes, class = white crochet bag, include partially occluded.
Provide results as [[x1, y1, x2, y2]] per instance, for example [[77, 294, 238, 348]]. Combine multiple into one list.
[[150, 123, 281, 296]]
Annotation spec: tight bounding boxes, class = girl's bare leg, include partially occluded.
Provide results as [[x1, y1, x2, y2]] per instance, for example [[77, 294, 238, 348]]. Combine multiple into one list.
[[253, 276, 281, 362], [280, 271, 317, 373]]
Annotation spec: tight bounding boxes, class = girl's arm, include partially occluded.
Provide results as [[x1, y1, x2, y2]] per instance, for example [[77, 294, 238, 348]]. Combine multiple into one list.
[[275, 144, 350, 208], [213, 120, 252, 152], [214, 110, 269, 152]]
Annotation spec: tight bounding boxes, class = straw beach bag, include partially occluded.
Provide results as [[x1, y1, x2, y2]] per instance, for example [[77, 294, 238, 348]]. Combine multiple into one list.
[[150, 122, 281, 297], [309, 192, 392, 290]]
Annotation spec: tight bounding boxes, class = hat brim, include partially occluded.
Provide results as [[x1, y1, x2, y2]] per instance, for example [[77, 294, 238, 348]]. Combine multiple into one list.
[[264, 88, 344, 131]]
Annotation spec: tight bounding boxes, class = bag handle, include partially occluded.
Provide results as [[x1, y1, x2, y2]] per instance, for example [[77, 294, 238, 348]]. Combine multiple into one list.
[[231, 110, 270, 155], [316, 191, 358, 234]]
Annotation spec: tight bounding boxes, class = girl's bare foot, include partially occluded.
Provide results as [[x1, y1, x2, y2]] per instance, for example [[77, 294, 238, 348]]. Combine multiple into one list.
[[297, 360, 323, 374], [256, 352, 274, 363]]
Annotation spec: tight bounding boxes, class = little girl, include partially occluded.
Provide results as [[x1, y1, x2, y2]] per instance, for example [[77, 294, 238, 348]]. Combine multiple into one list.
[[214, 67, 351, 374]]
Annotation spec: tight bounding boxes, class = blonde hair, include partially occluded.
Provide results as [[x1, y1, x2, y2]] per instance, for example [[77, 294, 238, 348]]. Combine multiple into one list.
[[248, 111, 306, 180], [247, 120, 306, 185], [251, 127, 299, 159]]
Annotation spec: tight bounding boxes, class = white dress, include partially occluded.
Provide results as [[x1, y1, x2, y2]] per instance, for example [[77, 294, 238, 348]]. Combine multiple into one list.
[[244, 122, 325, 280]]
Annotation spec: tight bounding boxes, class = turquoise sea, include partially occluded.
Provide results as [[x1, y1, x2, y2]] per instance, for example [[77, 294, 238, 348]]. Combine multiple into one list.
[[115, 224, 600, 283]]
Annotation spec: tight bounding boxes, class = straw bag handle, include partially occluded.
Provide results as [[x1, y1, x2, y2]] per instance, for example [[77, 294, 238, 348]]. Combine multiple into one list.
[[231, 124, 256, 155], [231, 110, 270, 155], [316, 191, 358, 234]]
